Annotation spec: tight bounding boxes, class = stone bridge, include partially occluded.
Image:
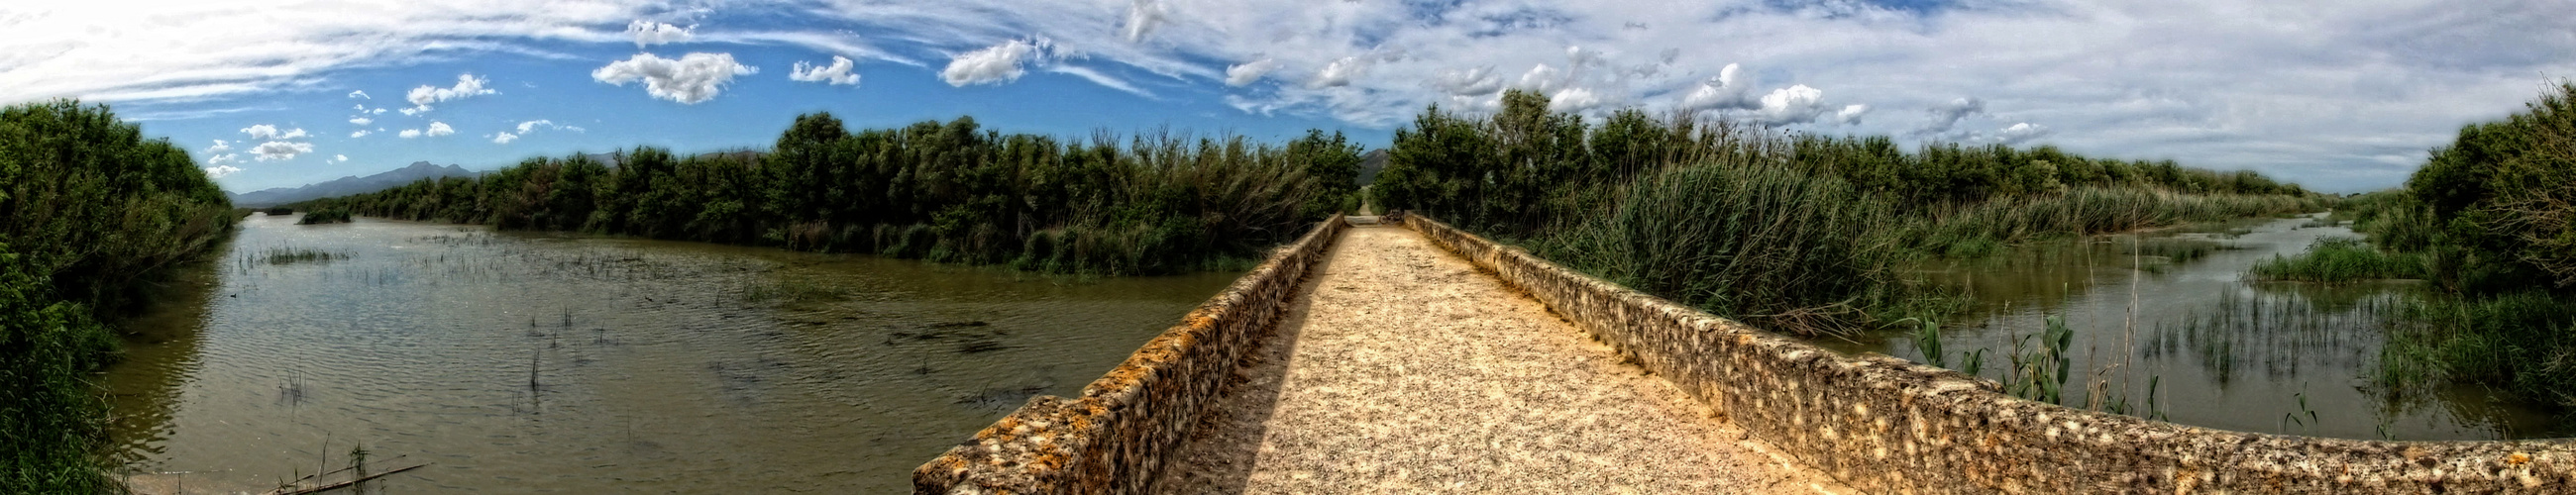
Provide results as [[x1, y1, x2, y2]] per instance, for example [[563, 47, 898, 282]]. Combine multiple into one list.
[[914, 216, 2574, 494]]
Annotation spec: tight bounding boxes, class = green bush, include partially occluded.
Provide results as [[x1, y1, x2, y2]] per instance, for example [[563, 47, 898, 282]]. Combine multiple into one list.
[[2403, 81, 2576, 291], [0, 100, 236, 493]]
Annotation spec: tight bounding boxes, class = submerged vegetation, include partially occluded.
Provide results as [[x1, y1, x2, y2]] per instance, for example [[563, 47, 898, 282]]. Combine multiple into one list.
[[0, 101, 236, 492], [1375, 90, 2319, 335], [2245, 237, 2428, 283], [2294, 82, 2576, 410], [297, 116, 1360, 275]]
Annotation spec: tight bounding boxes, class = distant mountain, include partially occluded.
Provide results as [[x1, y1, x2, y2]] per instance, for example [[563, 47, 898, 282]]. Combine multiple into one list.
[[227, 161, 476, 207], [1355, 148, 1389, 185]]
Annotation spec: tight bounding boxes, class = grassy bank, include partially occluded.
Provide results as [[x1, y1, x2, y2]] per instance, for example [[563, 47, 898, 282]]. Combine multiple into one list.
[[298, 116, 1358, 275], [2297, 82, 2576, 410], [1375, 90, 2320, 335], [1, 101, 237, 492]]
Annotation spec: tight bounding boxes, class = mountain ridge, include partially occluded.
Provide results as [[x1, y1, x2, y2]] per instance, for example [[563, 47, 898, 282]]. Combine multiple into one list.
[[225, 161, 477, 206]]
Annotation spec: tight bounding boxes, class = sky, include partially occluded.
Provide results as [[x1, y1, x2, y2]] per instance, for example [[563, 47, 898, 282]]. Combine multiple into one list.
[[3, 1, 2570, 193]]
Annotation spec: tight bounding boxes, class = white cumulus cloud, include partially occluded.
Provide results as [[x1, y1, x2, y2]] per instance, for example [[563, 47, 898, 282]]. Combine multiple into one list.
[[332, 154, 347, 162], [942, 40, 1046, 87], [350, 130, 371, 138], [492, 132, 519, 144], [349, 117, 372, 126], [1549, 87, 1603, 112], [1680, 63, 1758, 111], [1312, 56, 1366, 89], [398, 129, 422, 139], [592, 52, 757, 104], [1753, 85, 1830, 125], [204, 139, 231, 153], [425, 121, 453, 137], [1226, 58, 1278, 87], [347, 90, 369, 99], [627, 20, 693, 49], [790, 55, 861, 85], [250, 141, 313, 161], [1996, 122, 2052, 144], [404, 73, 496, 113], [239, 124, 304, 140], [202, 164, 242, 178], [516, 120, 556, 134], [1835, 104, 1871, 126]]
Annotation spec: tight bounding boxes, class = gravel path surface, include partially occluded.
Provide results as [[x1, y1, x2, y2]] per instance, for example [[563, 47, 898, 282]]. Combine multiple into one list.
[[1156, 225, 1853, 494]]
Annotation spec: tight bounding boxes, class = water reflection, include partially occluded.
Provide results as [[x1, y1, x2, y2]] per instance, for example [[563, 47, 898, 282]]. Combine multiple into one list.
[[1830, 214, 2571, 440], [103, 215, 1237, 492]]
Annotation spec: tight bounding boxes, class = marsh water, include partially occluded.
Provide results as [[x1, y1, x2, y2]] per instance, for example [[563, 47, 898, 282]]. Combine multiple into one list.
[[101, 214, 1237, 493], [1828, 213, 2571, 441]]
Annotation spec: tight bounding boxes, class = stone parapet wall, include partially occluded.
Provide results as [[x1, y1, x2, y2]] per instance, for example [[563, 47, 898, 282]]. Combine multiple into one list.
[[1399, 214, 2573, 494], [913, 217, 1349, 495]]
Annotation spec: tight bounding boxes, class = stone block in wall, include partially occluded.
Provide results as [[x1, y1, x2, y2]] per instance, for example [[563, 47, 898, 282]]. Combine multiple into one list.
[[913, 217, 1349, 495]]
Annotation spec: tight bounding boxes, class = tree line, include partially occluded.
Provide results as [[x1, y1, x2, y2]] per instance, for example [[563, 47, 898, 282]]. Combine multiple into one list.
[[298, 115, 1362, 275]]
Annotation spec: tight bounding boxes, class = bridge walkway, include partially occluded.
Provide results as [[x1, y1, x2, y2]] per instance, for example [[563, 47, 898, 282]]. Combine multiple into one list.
[[1151, 224, 1851, 494]]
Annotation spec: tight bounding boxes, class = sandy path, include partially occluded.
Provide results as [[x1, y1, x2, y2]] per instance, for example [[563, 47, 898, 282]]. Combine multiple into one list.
[[1155, 225, 1852, 494]]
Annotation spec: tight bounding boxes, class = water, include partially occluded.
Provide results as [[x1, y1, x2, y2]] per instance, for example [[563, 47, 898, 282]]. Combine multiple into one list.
[[1824, 214, 2571, 441], [101, 215, 1237, 493]]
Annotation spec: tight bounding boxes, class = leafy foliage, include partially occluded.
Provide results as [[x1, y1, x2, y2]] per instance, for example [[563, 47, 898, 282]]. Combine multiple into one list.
[[2329, 82, 2576, 410], [0, 100, 236, 493]]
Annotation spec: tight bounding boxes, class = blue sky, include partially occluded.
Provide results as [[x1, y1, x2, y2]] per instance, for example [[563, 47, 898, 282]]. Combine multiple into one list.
[[4, 0, 2571, 193]]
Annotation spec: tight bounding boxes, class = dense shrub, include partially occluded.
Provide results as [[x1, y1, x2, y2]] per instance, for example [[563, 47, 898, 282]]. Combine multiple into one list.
[[0, 100, 236, 493], [2313, 82, 2576, 410]]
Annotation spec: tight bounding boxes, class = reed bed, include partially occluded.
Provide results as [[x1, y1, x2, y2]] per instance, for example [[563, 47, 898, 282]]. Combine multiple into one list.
[[1375, 90, 2319, 336]]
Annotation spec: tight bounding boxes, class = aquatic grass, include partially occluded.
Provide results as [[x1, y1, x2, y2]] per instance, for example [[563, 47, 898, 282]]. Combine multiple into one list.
[[2375, 292, 2576, 409], [2246, 237, 2428, 283], [2124, 237, 2238, 264], [258, 248, 345, 265]]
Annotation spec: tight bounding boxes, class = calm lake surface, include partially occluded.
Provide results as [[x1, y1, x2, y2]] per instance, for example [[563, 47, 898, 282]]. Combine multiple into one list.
[[103, 214, 1237, 493], [1826, 213, 2572, 441]]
